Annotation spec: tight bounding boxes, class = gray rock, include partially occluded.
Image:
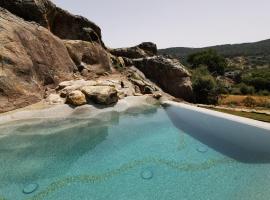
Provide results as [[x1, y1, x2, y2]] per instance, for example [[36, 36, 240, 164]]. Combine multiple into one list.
[[132, 56, 193, 101], [109, 42, 157, 59]]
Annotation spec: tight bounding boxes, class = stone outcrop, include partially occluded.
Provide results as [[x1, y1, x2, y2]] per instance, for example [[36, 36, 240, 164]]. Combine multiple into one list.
[[132, 56, 193, 101], [125, 67, 158, 95], [52, 79, 137, 106], [82, 86, 118, 105], [110, 41, 193, 101], [0, 0, 103, 44], [64, 40, 112, 76], [0, 8, 76, 112], [110, 42, 157, 59], [0, 0, 193, 112]]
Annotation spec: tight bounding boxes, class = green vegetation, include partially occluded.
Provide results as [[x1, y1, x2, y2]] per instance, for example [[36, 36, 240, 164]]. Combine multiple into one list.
[[160, 39, 270, 107], [187, 49, 227, 75], [159, 39, 270, 64], [186, 51, 270, 105], [192, 67, 219, 104], [237, 83, 255, 95], [242, 68, 270, 91]]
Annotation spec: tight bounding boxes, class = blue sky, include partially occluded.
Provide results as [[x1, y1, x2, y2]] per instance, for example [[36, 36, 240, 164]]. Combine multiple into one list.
[[52, 0, 270, 49]]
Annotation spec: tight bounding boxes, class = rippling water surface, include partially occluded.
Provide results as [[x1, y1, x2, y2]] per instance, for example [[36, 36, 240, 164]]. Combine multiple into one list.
[[0, 105, 270, 200]]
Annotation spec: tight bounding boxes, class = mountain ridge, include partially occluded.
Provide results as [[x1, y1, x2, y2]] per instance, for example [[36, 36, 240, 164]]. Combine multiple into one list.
[[159, 39, 270, 65]]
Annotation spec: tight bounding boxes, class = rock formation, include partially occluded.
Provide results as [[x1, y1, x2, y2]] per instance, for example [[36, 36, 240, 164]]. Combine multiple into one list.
[[0, 8, 75, 112], [0, 0, 103, 44], [0, 0, 193, 113], [64, 40, 112, 76], [132, 56, 193, 101], [110, 43, 193, 101], [109, 42, 157, 59]]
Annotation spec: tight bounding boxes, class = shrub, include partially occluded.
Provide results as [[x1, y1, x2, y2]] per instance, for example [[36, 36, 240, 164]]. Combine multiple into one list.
[[242, 69, 270, 91], [242, 96, 256, 108], [187, 49, 227, 75], [258, 90, 270, 96], [192, 74, 218, 104], [239, 83, 255, 95], [257, 99, 270, 108], [231, 87, 242, 95]]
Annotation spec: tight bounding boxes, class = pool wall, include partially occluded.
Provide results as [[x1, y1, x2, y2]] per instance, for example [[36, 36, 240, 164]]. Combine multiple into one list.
[[163, 101, 270, 163]]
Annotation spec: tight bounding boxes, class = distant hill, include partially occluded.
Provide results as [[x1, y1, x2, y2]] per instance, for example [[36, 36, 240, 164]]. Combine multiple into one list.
[[159, 39, 270, 67]]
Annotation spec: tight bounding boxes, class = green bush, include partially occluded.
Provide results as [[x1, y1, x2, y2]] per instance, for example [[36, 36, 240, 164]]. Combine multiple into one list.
[[187, 49, 227, 75], [258, 90, 270, 96], [231, 87, 242, 95], [242, 69, 270, 91], [192, 68, 219, 104], [216, 80, 230, 94], [239, 83, 255, 95]]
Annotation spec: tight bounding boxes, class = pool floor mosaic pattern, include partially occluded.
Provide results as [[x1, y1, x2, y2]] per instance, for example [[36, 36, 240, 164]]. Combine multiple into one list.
[[0, 106, 270, 200]]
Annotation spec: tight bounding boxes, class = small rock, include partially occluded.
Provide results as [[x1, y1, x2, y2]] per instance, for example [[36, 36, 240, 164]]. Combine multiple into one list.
[[153, 93, 162, 99], [66, 90, 87, 106], [46, 94, 65, 105], [81, 69, 89, 76]]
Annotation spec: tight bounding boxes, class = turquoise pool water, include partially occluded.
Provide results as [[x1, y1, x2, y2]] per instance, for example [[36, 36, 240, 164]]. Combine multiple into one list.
[[0, 105, 270, 200]]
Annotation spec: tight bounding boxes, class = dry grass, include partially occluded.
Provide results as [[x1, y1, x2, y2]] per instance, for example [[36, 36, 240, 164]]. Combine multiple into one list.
[[219, 95, 270, 109]]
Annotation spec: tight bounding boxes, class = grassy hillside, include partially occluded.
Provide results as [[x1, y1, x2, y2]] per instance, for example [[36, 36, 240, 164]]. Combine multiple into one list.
[[159, 39, 270, 67]]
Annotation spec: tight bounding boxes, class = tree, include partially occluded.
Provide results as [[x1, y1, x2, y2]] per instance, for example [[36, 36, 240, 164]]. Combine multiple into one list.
[[187, 49, 227, 75], [192, 67, 219, 104], [242, 69, 270, 91]]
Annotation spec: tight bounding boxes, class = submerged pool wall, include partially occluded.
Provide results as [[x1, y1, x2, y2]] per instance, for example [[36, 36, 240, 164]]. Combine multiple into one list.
[[163, 101, 270, 163]]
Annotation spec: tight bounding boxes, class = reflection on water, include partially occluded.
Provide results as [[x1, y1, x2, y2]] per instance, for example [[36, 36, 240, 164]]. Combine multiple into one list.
[[0, 121, 108, 186], [164, 104, 270, 163], [1, 105, 270, 200], [0, 105, 158, 187]]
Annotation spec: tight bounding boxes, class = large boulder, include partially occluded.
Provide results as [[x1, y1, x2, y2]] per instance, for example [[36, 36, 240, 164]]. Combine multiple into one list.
[[0, 8, 76, 113], [64, 40, 112, 75], [132, 56, 193, 101], [66, 90, 87, 106], [0, 0, 103, 44], [82, 86, 118, 105], [110, 42, 157, 59]]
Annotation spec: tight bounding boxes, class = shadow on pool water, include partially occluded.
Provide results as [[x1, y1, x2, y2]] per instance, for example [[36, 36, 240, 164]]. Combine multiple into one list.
[[164, 104, 270, 163]]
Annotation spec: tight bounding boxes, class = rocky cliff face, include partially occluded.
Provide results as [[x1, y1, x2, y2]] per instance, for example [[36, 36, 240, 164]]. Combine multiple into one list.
[[110, 43, 193, 101], [0, 0, 103, 44], [132, 56, 193, 101], [0, 8, 75, 112], [0, 0, 193, 113]]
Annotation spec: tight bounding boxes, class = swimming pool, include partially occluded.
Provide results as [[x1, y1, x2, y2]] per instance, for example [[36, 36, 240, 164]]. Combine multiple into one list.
[[0, 101, 270, 200]]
